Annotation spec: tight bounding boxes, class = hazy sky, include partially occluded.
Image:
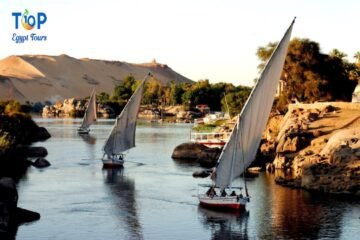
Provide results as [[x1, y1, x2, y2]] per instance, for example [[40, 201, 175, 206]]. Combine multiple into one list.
[[1, 0, 359, 86]]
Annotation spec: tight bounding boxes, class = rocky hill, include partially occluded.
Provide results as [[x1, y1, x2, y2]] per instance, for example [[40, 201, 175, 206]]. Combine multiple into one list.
[[0, 55, 193, 103]]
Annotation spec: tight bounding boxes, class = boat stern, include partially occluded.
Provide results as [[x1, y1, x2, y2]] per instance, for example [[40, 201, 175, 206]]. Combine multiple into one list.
[[102, 154, 125, 168], [198, 195, 247, 211]]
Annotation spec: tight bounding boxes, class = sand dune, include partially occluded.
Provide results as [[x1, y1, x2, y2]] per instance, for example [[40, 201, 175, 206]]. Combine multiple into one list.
[[0, 55, 192, 103]]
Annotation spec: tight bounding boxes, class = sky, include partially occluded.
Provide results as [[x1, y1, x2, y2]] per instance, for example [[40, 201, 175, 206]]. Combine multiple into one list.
[[0, 0, 359, 86]]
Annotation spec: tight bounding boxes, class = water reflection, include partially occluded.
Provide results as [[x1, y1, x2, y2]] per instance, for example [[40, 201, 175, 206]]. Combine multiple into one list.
[[172, 158, 199, 169], [258, 174, 344, 239], [79, 133, 96, 145], [102, 168, 143, 240], [198, 207, 249, 239], [17, 120, 360, 239]]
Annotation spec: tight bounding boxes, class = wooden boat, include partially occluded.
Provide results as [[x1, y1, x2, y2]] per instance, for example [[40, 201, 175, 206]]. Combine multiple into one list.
[[102, 73, 151, 167], [78, 89, 97, 134], [199, 18, 295, 210]]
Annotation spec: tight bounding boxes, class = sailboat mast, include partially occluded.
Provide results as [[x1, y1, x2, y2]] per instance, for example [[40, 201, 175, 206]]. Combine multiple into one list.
[[92, 89, 97, 120], [239, 116, 249, 198], [228, 120, 239, 190]]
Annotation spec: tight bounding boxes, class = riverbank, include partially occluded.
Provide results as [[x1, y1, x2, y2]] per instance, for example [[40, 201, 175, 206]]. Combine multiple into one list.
[[41, 100, 205, 123], [0, 111, 51, 237]]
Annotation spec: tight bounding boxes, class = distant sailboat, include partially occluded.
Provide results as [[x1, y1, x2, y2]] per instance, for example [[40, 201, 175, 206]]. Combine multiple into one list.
[[78, 89, 97, 134], [102, 73, 151, 167], [198, 19, 295, 210]]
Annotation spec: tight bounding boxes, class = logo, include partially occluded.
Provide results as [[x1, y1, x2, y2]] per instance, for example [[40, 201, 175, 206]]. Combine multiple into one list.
[[12, 9, 47, 30], [11, 9, 48, 44]]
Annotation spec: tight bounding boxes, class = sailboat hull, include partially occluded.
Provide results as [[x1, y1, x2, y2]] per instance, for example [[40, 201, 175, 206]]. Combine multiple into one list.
[[102, 155, 125, 168], [198, 195, 247, 210]]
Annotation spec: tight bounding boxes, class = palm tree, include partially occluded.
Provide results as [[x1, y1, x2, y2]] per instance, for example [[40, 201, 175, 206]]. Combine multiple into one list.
[[329, 49, 347, 59]]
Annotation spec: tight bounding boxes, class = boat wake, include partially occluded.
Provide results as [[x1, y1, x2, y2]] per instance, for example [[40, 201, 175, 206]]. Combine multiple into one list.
[[125, 160, 146, 167], [78, 163, 90, 166], [141, 195, 197, 206]]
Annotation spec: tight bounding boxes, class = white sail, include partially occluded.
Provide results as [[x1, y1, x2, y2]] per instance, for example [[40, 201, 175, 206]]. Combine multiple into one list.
[[79, 90, 97, 130], [214, 19, 295, 188], [103, 74, 149, 155]]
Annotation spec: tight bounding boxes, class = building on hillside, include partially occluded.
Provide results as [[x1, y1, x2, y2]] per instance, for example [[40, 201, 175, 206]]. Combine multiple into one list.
[[275, 79, 286, 98]]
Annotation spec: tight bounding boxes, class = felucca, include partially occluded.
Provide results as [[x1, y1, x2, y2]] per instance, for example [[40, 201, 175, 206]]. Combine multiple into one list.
[[198, 18, 295, 210], [102, 73, 151, 167], [78, 89, 97, 134]]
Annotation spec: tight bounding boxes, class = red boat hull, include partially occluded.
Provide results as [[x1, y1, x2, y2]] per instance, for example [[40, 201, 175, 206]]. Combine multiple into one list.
[[198, 195, 247, 211], [200, 201, 244, 210], [102, 155, 124, 168]]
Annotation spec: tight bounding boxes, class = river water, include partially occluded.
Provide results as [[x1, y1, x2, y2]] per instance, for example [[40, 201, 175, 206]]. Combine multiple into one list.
[[15, 118, 360, 240]]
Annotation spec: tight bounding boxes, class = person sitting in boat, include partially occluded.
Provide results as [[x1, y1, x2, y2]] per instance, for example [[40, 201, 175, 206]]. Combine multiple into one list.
[[230, 190, 236, 196], [110, 154, 122, 161], [220, 189, 227, 197], [237, 193, 244, 201], [206, 187, 216, 197]]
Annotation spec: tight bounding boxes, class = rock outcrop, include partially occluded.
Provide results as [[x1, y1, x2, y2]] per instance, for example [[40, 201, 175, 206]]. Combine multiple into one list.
[[32, 158, 51, 168], [263, 102, 360, 195], [171, 142, 221, 168], [0, 107, 49, 237], [270, 105, 337, 171], [0, 177, 40, 239], [0, 112, 51, 178], [0, 114, 51, 147], [294, 129, 360, 194], [42, 98, 114, 118], [138, 109, 161, 120]]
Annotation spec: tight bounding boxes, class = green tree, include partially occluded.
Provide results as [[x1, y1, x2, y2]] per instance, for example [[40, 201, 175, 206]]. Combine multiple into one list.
[[190, 80, 212, 107], [179, 80, 209, 109], [256, 42, 278, 71], [329, 49, 347, 59], [222, 86, 251, 117], [112, 75, 137, 105], [256, 38, 357, 111], [162, 86, 171, 106], [181, 89, 194, 109], [169, 82, 185, 105], [97, 92, 110, 103], [142, 78, 163, 105], [211, 82, 235, 111]]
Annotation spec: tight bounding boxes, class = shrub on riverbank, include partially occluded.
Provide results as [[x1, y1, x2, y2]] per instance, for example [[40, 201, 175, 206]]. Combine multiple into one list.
[[0, 113, 50, 150], [0, 100, 51, 152]]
